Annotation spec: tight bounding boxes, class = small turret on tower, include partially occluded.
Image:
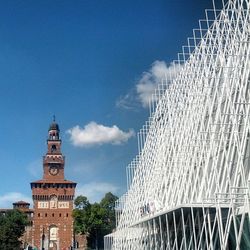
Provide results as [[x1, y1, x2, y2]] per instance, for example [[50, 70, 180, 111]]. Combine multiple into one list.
[[48, 116, 60, 141]]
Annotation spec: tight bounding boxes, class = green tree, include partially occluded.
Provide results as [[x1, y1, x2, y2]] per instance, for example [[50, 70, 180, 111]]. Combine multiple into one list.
[[87, 203, 106, 249], [74, 195, 90, 210], [73, 195, 91, 234], [73, 192, 118, 249], [0, 209, 28, 250], [100, 192, 118, 232]]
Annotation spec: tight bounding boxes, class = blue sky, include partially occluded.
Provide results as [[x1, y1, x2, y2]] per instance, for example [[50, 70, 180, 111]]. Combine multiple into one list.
[[0, 0, 221, 208]]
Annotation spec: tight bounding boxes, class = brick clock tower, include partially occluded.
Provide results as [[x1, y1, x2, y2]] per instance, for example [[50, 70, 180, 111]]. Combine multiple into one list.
[[31, 120, 77, 250]]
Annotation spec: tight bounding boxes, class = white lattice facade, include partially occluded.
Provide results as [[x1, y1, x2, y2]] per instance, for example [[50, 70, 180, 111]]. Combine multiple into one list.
[[104, 0, 250, 249]]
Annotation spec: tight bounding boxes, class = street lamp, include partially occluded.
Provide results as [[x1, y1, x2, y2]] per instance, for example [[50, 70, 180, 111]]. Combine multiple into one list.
[[41, 227, 45, 250]]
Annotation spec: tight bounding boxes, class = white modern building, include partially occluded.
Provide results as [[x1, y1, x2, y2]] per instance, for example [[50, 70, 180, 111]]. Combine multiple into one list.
[[105, 0, 250, 249]]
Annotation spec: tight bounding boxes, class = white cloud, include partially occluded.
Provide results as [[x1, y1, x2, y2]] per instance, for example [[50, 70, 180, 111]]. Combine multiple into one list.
[[117, 60, 183, 109], [76, 182, 119, 203], [136, 60, 183, 107], [0, 192, 33, 208], [67, 122, 135, 147], [116, 90, 139, 110]]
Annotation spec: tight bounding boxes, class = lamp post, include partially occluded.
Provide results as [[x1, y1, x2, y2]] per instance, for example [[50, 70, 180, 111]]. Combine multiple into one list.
[[41, 227, 45, 250], [73, 229, 76, 250]]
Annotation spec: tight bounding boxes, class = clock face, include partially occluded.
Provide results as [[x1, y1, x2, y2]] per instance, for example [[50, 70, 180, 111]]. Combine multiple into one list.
[[49, 165, 59, 175]]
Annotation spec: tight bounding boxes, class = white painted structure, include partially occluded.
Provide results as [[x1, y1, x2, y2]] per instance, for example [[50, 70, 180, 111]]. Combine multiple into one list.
[[105, 0, 250, 249]]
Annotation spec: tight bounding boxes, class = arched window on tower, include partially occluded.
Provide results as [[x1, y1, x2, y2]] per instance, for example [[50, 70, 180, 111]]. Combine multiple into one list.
[[51, 144, 57, 153]]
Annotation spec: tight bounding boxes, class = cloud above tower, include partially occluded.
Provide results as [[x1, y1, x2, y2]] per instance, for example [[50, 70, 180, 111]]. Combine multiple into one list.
[[136, 60, 182, 107], [67, 122, 135, 147], [116, 60, 183, 109]]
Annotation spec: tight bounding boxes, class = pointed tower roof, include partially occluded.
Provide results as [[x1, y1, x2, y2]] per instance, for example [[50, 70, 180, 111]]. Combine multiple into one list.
[[48, 115, 60, 132]]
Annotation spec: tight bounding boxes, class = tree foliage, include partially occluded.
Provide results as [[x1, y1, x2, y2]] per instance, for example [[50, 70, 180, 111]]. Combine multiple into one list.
[[100, 192, 117, 232], [74, 195, 90, 210], [0, 209, 28, 250], [73, 195, 91, 234], [73, 192, 118, 249]]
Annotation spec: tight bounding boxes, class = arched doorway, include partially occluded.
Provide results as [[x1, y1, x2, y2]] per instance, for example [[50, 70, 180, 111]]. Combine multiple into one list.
[[49, 225, 58, 250]]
